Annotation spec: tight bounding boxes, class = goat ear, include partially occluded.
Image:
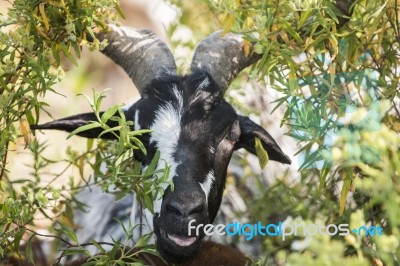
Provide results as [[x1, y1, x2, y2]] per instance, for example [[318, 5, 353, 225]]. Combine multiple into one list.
[[234, 115, 291, 164], [30, 111, 125, 140]]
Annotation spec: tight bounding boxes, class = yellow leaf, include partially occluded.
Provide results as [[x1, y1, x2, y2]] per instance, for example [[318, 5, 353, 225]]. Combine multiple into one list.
[[39, 3, 50, 31], [20, 118, 31, 148], [339, 178, 352, 216], [223, 14, 236, 34], [243, 39, 251, 57], [255, 137, 269, 169]]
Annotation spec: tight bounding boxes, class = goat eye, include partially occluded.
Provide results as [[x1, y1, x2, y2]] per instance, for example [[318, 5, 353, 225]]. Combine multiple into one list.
[[225, 130, 238, 142], [225, 121, 240, 142]]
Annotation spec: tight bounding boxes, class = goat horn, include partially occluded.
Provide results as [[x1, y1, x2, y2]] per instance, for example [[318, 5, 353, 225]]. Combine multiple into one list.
[[95, 25, 177, 94], [190, 31, 261, 93]]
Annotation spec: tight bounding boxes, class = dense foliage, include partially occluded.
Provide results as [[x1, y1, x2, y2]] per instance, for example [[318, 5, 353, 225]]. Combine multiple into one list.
[[208, 0, 399, 265], [0, 0, 162, 264], [1, 0, 399, 265]]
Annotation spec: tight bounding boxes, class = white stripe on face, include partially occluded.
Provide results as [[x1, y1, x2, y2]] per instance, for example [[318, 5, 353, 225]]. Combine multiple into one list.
[[149, 85, 183, 214], [200, 171, 215, 202]]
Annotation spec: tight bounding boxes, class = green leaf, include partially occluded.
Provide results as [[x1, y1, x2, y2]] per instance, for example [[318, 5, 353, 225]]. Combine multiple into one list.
[[86, 26, 96, 40], [144, 150, 160, 177], [101, 104, 120, 124], [143, 194, 154, 214], [255, 137, 269, 169], [56, 223, 78, 243], [25, 235, 35, 264], [135, 232, 153, 248], [13, 228, 26, 254], [86, 138, 94, 151], [114, 3, 126, 19], [67, 122, 102, 139], [98, 126, 122, 138], [61, 248, 90, 257], [92, 239, 106, 254]]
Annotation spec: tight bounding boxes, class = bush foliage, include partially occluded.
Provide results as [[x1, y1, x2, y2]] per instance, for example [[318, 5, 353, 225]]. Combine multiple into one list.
[[1, 0, 399, 265], [209, 0, 399, 265]]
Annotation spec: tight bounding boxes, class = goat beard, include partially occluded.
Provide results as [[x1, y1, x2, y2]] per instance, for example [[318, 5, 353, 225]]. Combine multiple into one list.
[[153, 214, 204, 263]]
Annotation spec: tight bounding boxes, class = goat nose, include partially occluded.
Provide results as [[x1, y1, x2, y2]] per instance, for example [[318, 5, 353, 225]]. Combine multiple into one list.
[[165, 199, 205, 218]]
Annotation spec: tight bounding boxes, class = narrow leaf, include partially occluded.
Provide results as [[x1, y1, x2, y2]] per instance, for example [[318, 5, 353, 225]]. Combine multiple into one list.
[[101, 104, 120, 124], [144, 150, 160, 176], [339, 178, 352, 216], [255, 137, 269, 169], [67, 122, 101, 139], [39, 3, 50, 31]]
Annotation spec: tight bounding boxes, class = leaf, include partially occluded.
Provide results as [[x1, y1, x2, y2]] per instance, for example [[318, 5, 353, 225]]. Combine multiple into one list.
[[39, 3, 50, 31], [223, 13, 236, 34], [86, 26, 96, 40], [243, 39, 252, 57], [86, 138, 94, 151], [339, 177, 352, 216], [61, 248, 90, 257], [255, 137, 269, 169], [92, 239, 106, 254], [143, 194, 154, 214], [135, 232, 153, 248], [25, 235, 35, 264], [56, 223, 78, 243], [98, 126, 122, 138], [67, 122, 101, 139], [298, 9, 312, 29], [144, 150, 160, 177], [13, 228, 26, 254], [318, 164, 330, 192], [101, 104, 120, 124], [114, 3, 126, 19], [20, 118, 31, 148], [130, 136, 146, 155]]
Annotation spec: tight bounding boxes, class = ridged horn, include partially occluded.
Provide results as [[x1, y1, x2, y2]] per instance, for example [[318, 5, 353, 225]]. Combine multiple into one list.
[[96, 24, 177, 94], [190, 31, 261, 93]]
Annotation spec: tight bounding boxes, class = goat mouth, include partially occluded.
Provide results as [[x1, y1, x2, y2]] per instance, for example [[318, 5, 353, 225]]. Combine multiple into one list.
[[159, 227, 198, 248], [154, 217, 203, 263], [166, 233, 197, 247]]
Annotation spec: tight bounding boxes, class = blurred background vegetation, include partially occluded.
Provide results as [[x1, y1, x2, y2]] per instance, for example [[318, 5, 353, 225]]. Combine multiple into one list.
[[1, 0, 399, 265]]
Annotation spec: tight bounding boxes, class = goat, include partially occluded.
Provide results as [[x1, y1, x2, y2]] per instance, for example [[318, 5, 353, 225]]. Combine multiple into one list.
[[31, 25, 291, 263]]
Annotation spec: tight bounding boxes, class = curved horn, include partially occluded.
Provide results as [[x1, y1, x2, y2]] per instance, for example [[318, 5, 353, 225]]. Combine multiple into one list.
[[190, 31, 261, 93], [96, 25, 177, 94]]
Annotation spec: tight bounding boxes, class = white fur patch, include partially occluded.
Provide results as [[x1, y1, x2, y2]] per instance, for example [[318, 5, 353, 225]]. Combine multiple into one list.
[[210, 147, 215, 154], [150, 87, 183, 213], [134, 110, 141, 130], [200, 171, 215, 202]]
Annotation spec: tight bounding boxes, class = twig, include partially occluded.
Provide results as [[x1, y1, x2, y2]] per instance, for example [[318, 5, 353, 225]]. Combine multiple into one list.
[[393, 101, 400, 118], [0, 141, 9, 181], [24, 227, 72, 246], [0, 20, 16, 27]]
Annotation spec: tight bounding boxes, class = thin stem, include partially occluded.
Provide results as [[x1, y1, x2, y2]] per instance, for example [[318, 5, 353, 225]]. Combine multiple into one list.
[[0, 141, 9, 181]]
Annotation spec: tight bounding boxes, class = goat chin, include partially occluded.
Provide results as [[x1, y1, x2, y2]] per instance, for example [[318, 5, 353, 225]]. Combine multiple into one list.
[[65, 241, 249, 266]]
